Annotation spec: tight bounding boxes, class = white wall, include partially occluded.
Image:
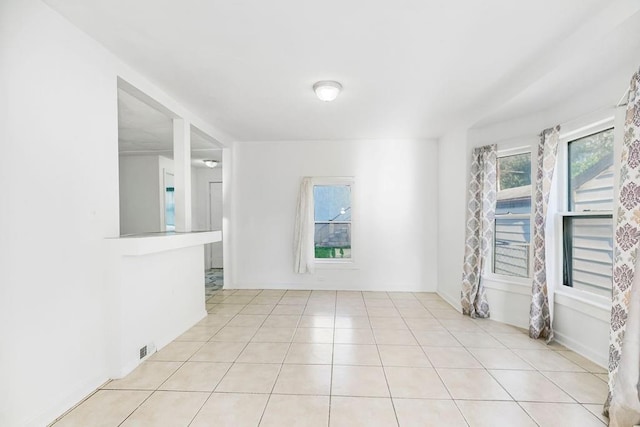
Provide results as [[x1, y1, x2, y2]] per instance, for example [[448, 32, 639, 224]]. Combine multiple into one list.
[[231, 139, 439, 291], [192, 166, 222, 231], [0, 1, 118, 426], [105, 244, 206, 377], [119, 156, 161, 234], [0, 2, 220, 425], [436, 129, 469, 308], [119, 155, 175, 235], [192, 166, 223, 269]]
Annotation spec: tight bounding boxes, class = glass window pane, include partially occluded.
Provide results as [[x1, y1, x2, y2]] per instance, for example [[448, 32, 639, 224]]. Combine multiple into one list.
[[165, 186, 175, 231], [568, 128, 614, 211], [496, 153, 531, 215], [498, 153, 532, 190], [493, 217, 530, 278], [314, 185, 351, 221], [563, 216, 613, 297], [314, 223, 351, 258]]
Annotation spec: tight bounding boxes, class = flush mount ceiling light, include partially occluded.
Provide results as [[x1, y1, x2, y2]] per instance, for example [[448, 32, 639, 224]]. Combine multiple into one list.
[[313, 80, 342, 102], [203, 160, 219, 168]]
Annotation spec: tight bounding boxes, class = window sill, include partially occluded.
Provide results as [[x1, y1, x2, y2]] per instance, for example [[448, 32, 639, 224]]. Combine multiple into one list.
[[557, 211, 613, 217], [314, 259, 358, 270], [483, 273, 531, 287], [554, 287, 611, 317], [482, 274, 532, 296]]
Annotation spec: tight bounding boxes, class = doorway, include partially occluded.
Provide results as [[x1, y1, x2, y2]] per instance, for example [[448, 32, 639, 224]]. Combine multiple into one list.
[[207, 181, 223, 269], [204, 179, 223, 294]]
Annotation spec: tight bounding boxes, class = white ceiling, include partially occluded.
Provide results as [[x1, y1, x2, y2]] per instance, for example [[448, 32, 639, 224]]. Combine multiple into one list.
[[118, 88, 221, 167], [48, 0, 640, 141]]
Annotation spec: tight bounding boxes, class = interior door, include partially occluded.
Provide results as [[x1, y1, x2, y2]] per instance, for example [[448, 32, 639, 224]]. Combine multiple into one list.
[[208, 181, 223, 268]]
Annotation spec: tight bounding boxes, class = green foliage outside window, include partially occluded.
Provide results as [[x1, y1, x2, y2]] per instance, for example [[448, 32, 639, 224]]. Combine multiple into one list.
[[315, 247, 350, 258], [498, 153, 531, 191], [568, 128, 614, 181]]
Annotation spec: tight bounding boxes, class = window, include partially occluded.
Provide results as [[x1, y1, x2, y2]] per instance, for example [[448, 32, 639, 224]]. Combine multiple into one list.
[[562, 128, 614, 297], [314, 184, 351, 259], [165, 186, 175, 232], [313, 183, 352, 259], [493, 152, 532, 278]]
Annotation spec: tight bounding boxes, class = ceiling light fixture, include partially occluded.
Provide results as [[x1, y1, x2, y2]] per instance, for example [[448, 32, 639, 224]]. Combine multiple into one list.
[[313, 80, 342, 102], [203, 160, 218, 168]]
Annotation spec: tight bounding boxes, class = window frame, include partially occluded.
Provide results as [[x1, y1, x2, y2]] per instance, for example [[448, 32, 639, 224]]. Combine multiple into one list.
[[311, 177, 356, 268], [486, 145, 534, 284], [557, 118, 616, 301]]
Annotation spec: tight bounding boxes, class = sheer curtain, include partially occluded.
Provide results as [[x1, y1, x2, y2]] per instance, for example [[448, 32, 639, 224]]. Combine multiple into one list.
[[606, 67, 640, 425], [529, 126, 560, 341], [461, 144, 497, 318], [293, 177, 315, 274]]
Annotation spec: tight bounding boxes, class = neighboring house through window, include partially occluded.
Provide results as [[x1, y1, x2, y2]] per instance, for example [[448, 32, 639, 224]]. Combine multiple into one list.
[[493, 150, 532, 278], [562, 127, 614, 298], [313, 180, 353, 260]]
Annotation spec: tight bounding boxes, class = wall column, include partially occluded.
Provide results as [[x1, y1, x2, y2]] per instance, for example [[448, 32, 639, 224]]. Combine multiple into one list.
[[173, 118, 192, 232]]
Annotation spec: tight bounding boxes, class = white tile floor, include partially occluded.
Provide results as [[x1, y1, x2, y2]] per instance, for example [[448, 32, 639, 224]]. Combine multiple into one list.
[[52, 289, 609, 426]]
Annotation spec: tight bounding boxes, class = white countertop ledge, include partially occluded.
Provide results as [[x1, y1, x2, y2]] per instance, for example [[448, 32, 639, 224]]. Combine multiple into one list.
[[106, 230, 222, 256]]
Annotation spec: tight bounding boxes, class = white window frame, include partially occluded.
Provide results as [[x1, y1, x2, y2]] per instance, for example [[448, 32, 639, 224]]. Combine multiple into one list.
[[485, 145, 534, 285], [555, 115, 616, 304], [311, 177, 356, 269]]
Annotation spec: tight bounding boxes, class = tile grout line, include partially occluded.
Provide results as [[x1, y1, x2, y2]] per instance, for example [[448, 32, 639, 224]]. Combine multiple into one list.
[[255, 289, 308, 426], [367, 291, 400, 427], [328, 289, 339, 427], [414, 293, 492, 427], [160, 287, 252, 427]]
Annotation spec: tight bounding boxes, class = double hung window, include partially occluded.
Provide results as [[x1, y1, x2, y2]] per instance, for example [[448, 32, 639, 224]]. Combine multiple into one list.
[[313, 182, 352, 260], [562, 128, 615, 297]]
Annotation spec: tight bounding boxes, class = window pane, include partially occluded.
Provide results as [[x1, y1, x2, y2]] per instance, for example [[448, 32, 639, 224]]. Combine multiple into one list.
[[496, 153, 531, 215], [165, 186, 175, 231], [314, 223, 351, 258], [498, 153, 532, 190], [493, 217, 530, 278], [563, 216, 613, 297], [494, 152, 532, 277], [314, 185, 351, 221], [568, 128, 614, 211]]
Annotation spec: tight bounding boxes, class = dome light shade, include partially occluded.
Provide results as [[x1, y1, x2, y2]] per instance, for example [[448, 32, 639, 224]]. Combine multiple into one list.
[[313, 80, 342, 102], [203, 160, 218, 168]]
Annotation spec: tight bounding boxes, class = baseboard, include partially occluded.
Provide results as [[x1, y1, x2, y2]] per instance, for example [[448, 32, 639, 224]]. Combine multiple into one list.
[[553, 329, 608, 369], [229, 281, 438, 292], [437, 290, 462, 312], [25, 373, 107, 427], [113, 308, 208, 379]]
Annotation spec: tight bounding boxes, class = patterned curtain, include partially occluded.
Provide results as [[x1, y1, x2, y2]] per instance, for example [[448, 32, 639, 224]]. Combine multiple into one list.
[[461, 144, 497, 318], [606, 68, 640, 424], [529, 126, 560, 341]]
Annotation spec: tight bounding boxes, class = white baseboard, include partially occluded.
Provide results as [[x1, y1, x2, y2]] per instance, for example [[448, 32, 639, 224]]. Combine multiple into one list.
[[437, 290, 462, 311], [553, 329, 608, 368], [28, 374, 107, 427], [229, 281, 438, 292]]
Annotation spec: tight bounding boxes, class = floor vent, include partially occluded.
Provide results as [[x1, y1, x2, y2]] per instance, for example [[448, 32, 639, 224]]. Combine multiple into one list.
[[139, 345, 147, 359]]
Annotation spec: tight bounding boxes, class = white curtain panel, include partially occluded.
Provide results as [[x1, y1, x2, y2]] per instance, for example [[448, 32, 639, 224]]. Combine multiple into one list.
[[293, 177, 315, 274], [606, 67, 640, 425], [545, 167, 560, 326]]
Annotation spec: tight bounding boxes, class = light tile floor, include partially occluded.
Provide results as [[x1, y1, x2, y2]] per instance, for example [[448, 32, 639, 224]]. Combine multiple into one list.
[[52, 289, 609, 426]]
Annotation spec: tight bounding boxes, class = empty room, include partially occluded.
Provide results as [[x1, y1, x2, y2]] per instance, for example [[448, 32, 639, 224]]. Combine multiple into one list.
[[3, 0, 640, 426]]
